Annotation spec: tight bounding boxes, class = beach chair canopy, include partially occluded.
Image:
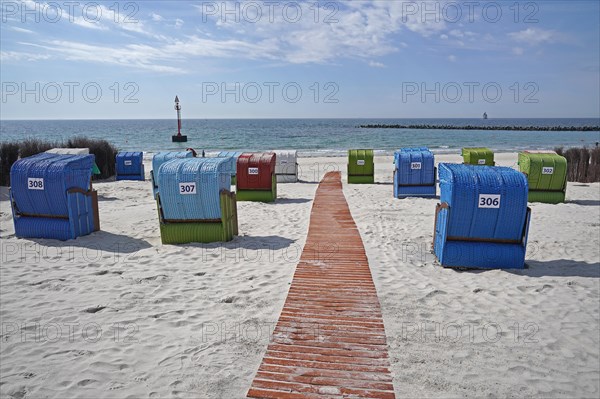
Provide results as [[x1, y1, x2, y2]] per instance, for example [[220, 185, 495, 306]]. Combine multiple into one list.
[[394, 147, 435, 186], [348, 149, 374, 176], [11, 152, 94, 216], [216, 151, 243, 175], [236, 152, 276, 190], [438, 163, 528, 241], [152, 151, 194, 174], [10, 153, 99, 240], [518, 151, 567, 192], [461, 147, 494, 166], [116, 151, 144, 180], [157, 157, 232, 221]]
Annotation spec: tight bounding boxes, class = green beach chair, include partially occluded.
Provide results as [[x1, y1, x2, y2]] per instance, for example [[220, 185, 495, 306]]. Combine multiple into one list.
[[461, 147, 495, 166], [348, 149, 374, 184], [518, 151, 567, 204]]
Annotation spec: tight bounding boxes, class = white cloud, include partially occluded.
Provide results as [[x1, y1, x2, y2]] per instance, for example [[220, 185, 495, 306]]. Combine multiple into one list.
[[0, 51, 50, 61], [512, 47, 524, 55], [508, 28, 562, 46], [368, 60, 385, 68], [448, 55, 457, 62], [449, 29, 464, 38], [6, 1, 531, 73], [11, 27, 34, 34], [20, 40, 186, 73]]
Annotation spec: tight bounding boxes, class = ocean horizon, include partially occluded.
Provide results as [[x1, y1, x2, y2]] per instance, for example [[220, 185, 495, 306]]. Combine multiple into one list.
[[1, 118, 599, 156]]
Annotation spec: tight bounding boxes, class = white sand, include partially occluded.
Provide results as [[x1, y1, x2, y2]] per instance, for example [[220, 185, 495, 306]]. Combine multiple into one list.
[[0, 153, 598, 398]]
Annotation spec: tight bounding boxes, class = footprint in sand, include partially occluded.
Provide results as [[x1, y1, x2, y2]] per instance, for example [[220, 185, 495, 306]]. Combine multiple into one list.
[[535, 284, 553, 293], [76, 379, 98, 387], [83, 306, 106, 313], [6, 387, 27, 399], [423, 289, 447, 298], [108, 382, 125, 390]]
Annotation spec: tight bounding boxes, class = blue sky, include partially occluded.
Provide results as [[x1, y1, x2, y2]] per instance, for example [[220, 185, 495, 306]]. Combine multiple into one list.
[[1, 0, 599, 119]]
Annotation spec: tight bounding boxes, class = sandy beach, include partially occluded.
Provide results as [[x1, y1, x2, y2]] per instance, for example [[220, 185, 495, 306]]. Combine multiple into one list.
[[1, 152, 598, 399]]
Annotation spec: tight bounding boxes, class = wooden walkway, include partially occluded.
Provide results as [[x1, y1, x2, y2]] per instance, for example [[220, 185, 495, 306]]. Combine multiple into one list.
[[247, 172, 396, 399]]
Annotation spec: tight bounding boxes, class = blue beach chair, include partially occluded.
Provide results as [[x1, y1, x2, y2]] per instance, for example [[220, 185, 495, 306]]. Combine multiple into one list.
[[116, 151, 145, 181], [433, 163, 531, 269], [393, 147, 436, 198], [10, 153, 100, 240]]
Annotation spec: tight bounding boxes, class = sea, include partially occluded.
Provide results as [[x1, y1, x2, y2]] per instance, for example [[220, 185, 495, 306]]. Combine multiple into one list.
[[1, 118, 599, 156]]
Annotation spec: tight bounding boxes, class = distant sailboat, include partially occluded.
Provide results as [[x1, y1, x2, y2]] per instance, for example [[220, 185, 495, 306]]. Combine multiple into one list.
[[483, 112, 488, 120]]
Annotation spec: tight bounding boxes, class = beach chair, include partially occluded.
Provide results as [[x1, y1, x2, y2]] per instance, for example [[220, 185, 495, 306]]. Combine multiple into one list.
[[115, 151, 145, 181], [217, 151, 242, 185], [273, 150, 299, 183], [433, 163, 531, 269], [348, 149, 374, 184], [156, 157, 238, 244], [151, 151, 194, 198], [10, 153, 100, 240], [236, 152, 277, 202], [394, 147, 436, 198], [46, 148, 101, 175], [518, 151, 567, 203], [461, 147, 495, 166]]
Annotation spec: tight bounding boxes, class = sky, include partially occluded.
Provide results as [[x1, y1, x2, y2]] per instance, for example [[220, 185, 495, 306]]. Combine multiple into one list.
[[1, 0, 599, 119]]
